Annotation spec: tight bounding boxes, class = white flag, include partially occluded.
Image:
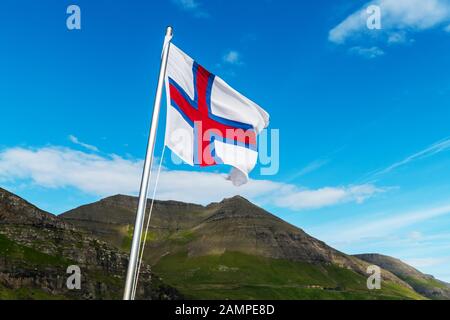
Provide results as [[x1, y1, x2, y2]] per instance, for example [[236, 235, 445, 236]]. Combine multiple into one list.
[[164, 44, 269, 186]]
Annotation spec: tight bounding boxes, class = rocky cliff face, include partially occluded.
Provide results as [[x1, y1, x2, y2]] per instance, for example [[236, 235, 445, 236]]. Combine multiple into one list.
[[0, 188, 181, 300], [0, 189, 65, 228]]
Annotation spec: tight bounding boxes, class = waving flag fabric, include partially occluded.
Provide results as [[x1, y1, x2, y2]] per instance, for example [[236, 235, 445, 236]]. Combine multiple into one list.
[[164, 44, 269, 186]]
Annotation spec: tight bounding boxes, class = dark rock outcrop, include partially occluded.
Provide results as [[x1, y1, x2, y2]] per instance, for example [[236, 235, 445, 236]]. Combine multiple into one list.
[[0, 188, 181, 300]]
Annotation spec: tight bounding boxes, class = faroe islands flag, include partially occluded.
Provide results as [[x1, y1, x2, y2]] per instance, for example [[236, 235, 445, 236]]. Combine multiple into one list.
[[164, 44, 270, 186]]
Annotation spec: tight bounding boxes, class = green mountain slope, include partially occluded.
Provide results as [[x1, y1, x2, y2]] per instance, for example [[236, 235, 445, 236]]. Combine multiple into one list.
[[0, 188, 181, 300], [62, 194, 429, 300], [355, 254, 450, 300], [153, 251, 424, 300]]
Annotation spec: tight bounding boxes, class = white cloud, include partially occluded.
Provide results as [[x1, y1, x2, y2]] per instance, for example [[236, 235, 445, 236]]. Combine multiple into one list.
[[387, 31, 409, 44], [173, 0, 199, 10], [408, 231, 423, 241], [272, 184, 384, 210], [0, 146, 384, 211], [68, 135, 99, 152], [223, 50, 242, 65], [349, 46, 385, 58], [329, 0, 450, 44], [0, 147, 142, 196], [172, 0, 209, 18]]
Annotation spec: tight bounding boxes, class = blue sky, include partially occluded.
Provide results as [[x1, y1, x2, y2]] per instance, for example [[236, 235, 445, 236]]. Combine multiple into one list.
[[1, 0, 450, 282]]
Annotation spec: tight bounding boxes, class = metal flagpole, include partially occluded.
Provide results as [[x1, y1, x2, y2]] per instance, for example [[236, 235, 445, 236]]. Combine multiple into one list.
[[123, 26, 173, 301]]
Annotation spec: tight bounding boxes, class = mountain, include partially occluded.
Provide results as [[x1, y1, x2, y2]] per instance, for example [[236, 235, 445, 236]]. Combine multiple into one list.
[[3, 187, 446, 300], [61, 194, 429, 300], [355, 254, 450, 300], [0, 188, 181, 300]]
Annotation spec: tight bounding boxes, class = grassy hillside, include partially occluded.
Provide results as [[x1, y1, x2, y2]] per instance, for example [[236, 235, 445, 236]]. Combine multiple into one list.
[[154, 251, 424, 300], [355, 254, 450, 300]]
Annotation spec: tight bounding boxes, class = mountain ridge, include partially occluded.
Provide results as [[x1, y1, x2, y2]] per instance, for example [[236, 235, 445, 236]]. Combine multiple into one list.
[[61, 193, 436, 300], [1, 187, 447, 300]]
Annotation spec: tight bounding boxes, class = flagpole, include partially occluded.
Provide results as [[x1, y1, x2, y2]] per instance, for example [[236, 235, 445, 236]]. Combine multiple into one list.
[[123, 26, 173, 301]]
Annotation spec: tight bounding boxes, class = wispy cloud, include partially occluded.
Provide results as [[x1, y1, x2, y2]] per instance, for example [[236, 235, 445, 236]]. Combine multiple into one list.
[[349, 46, 385, 58], [404, 256, 450, 268], [320, 203, 450, 244], [387, 31, 410, 44], [289, 159, 329, 181], [272, 184, 385, 211], [173, 0, 199, 10], [222, 50, 243, 65], [370, 137, 450, 178], [0, 146, 384, 211], [68, 135, 99, 152], [329, 0, 450, 46], [172, 0, 209, 18]]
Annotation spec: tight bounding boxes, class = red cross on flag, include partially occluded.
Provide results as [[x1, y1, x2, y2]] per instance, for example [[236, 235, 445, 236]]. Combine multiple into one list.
[[164, 44, 270, 186]]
